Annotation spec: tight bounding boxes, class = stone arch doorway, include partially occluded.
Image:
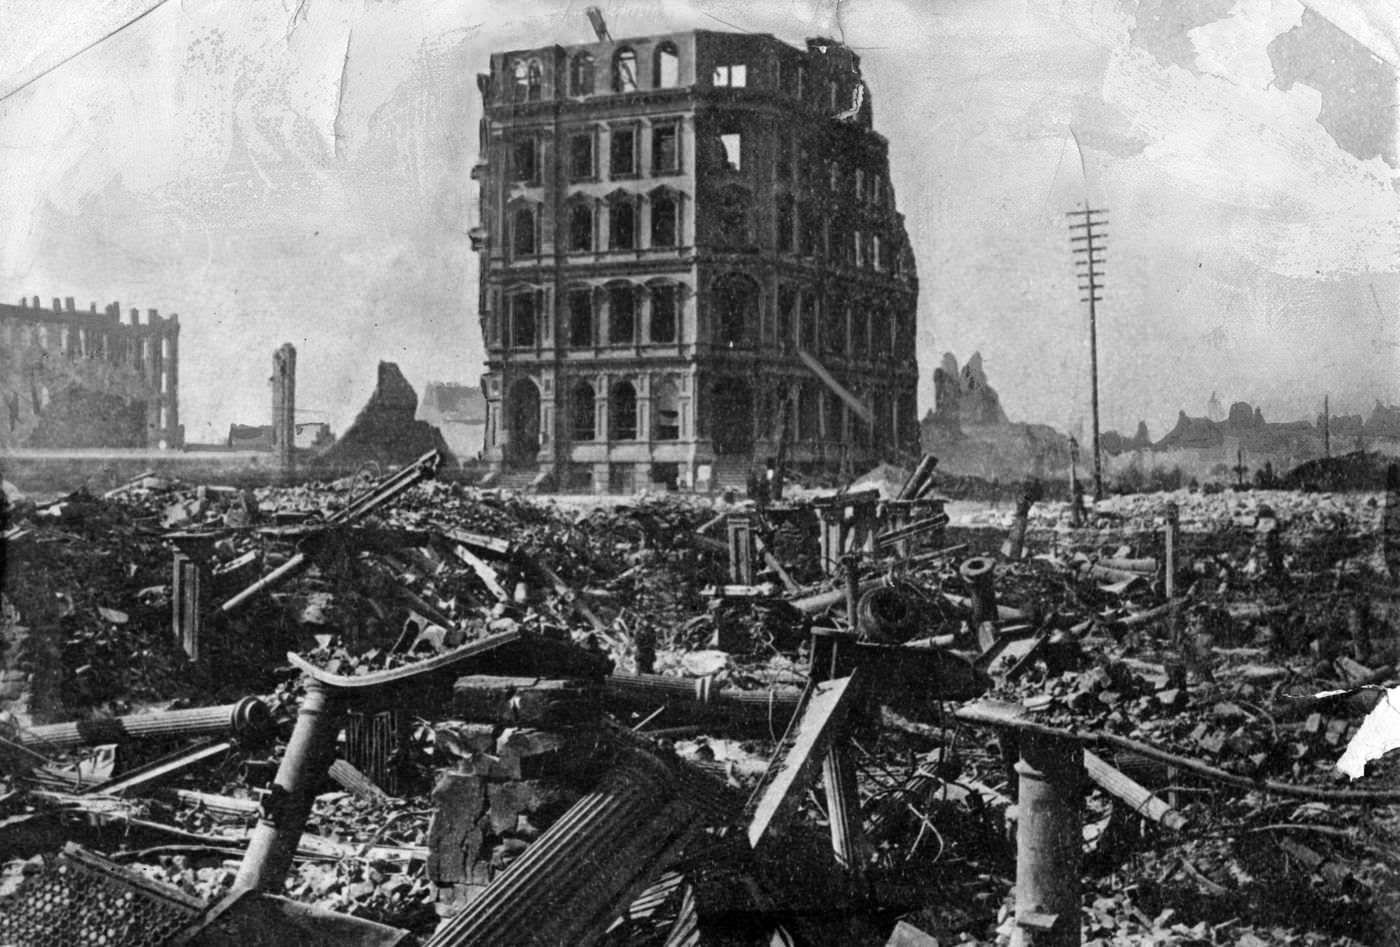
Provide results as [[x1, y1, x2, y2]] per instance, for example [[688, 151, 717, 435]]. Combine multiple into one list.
[[710, 377, 753, 456], [505, 378, 541, 468]]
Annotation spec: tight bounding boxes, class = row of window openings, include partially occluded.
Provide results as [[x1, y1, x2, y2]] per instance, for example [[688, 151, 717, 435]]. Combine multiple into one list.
[[538, 45, 848, 107], [512, 125, 709, 183], [567, 381, 680, 442], [509, 198, 679, 256], [777, 146, 887, 205], [514, 46, 747, 101], [502, 290, 906, 357], [506, 288, 680, 349], [6, 323, 173, 374], [776, 204, 891, 270]]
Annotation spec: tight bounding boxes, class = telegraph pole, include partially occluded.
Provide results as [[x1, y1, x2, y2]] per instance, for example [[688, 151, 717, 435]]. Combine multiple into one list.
[[1068, 205, 1107, 500]]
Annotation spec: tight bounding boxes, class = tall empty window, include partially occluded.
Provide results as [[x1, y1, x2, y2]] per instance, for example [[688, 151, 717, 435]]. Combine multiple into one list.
[[512, 60, 530, 101], [609, 198, 636, 250], [651, 191, 678, 247], [613, 47, 638, 92], [777, 285, 796, 350], [511, 138, 536, 182], [510, 293, 536, 348], [572, 382, 596, 439], [611, 382, 638, 440], [608, 285, 635, 343], [569, 134, 594, 179], [713, 273, 757, 348], [570, 53, 594, 95], [568, 290, 593, 347], [653, 379, 680, 440], [652, 124, 679, 173], [526, 61, 542, 101], [568, 203, 593, 252], [654, 43, 679, 87], [610, 127, 636, 175], [776, 196, 794, 253], [718, 132, 741, 170], [511, 207, 536, 256], [713, 63, 746, 87], [650, 284, 678, 343]]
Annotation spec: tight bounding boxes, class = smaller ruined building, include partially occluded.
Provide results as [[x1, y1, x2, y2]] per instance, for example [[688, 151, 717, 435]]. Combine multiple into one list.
[[315, 363, 454, 469], [0, 295, 181, 449]]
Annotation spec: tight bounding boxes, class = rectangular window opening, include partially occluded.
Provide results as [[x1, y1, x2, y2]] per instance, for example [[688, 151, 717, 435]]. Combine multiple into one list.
[[570, 134, 594, 179], [652, 125, 679, 173], [719, 132, 742, 171], [610, 128, 636, 176], [713, 63, 747, 87]]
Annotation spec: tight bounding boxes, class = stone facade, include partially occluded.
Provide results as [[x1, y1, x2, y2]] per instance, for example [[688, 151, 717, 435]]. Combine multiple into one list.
[[473, 30, 919, 492], [0, 296, 181, 449]]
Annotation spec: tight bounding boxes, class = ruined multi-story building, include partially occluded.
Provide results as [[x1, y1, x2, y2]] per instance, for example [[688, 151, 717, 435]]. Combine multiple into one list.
[[0, 296, 181, 449], [473, 28, 919, 492]]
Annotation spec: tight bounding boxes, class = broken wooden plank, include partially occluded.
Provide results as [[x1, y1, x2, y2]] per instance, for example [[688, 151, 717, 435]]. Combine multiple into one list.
[[1083, 749, 1187, 831], [84, 739, 233, 797], [745, 672, 860, 849]]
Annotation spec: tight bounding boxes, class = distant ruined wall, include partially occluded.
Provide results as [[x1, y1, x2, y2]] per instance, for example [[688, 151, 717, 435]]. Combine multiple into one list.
[[0, 296, 181, 449]]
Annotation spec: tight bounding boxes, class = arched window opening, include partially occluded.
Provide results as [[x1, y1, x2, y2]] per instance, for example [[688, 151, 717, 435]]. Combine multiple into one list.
[[651, 192, 678, 247], [612, 47, 638, 92], [568, 203, 593, 252], [572, 382, 596, 440], [611, 382, 638, 440], [654, 43, 679, 87], [512, 60, 530, 101], [610, 199, 636, 250], [654, 379, 680, 440], [608, 285, 636, 344], [526, 60, 542, 101], [712, 273, 758, 349], [650, 284, 677, 343], [568, 290, 593, 348], [512, 207, 536, 257], [570, 54, 595, 95]]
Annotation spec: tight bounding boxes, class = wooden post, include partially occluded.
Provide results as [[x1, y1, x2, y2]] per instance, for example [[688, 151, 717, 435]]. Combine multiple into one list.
[[1163, 502, 1179, 644], [1013, 731, 1082, 947], [726, 514, 754, 584], [172, 551, 203, 662], [819, 507, 846, 576]]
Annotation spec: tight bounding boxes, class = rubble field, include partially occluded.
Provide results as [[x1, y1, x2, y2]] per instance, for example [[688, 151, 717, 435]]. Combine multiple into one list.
[[2, 455, 1400, 946]]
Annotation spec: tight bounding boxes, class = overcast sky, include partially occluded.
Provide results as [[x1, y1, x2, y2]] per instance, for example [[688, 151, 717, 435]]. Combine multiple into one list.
[[1, 0, 1396, 444]]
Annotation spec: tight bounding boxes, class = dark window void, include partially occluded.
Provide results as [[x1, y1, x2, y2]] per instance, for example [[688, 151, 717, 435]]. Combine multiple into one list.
[[800, 292, 818, 350], [613, 48, 638, 92], [609, 286, 635, 344], [852, 307, 869, 358], [654, 43, 679, 87], [652, 125, 678, 173], [512, 208, 535, 256], [651, 193, 677, 247], [568, 203, 593, 252], [650, 285, 677, 343], [570, 54, 594, 95], [611, 382, 638, 439], [512, 60, 530, 101], [610, 200, 636, 250], [527, 61, 542, 101], [512, 138, 536, 181], [572, 382, 596, 439], [570, 134, 593, 178], [777, 285, 796, 350], [511, 294, 536, 348], [610, 128, 636, 175], [713, 273, 758, 348], [654, 380, 680, 440], [777, 197, 794, 253], [568, 290, 593, 347], [714, 187, 750, 247]]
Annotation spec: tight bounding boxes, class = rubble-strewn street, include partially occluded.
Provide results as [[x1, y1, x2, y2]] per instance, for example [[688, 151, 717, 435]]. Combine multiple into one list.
[[3, 454, 1399, 945]]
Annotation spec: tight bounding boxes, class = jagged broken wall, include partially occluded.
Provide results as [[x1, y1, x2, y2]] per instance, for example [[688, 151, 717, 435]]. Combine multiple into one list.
[[314, 362, 454, 469], [0, 297, 181, 449]]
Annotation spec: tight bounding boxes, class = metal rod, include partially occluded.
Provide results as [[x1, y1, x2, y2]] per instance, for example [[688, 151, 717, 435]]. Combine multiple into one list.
[[234, 682, 346, 892]]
